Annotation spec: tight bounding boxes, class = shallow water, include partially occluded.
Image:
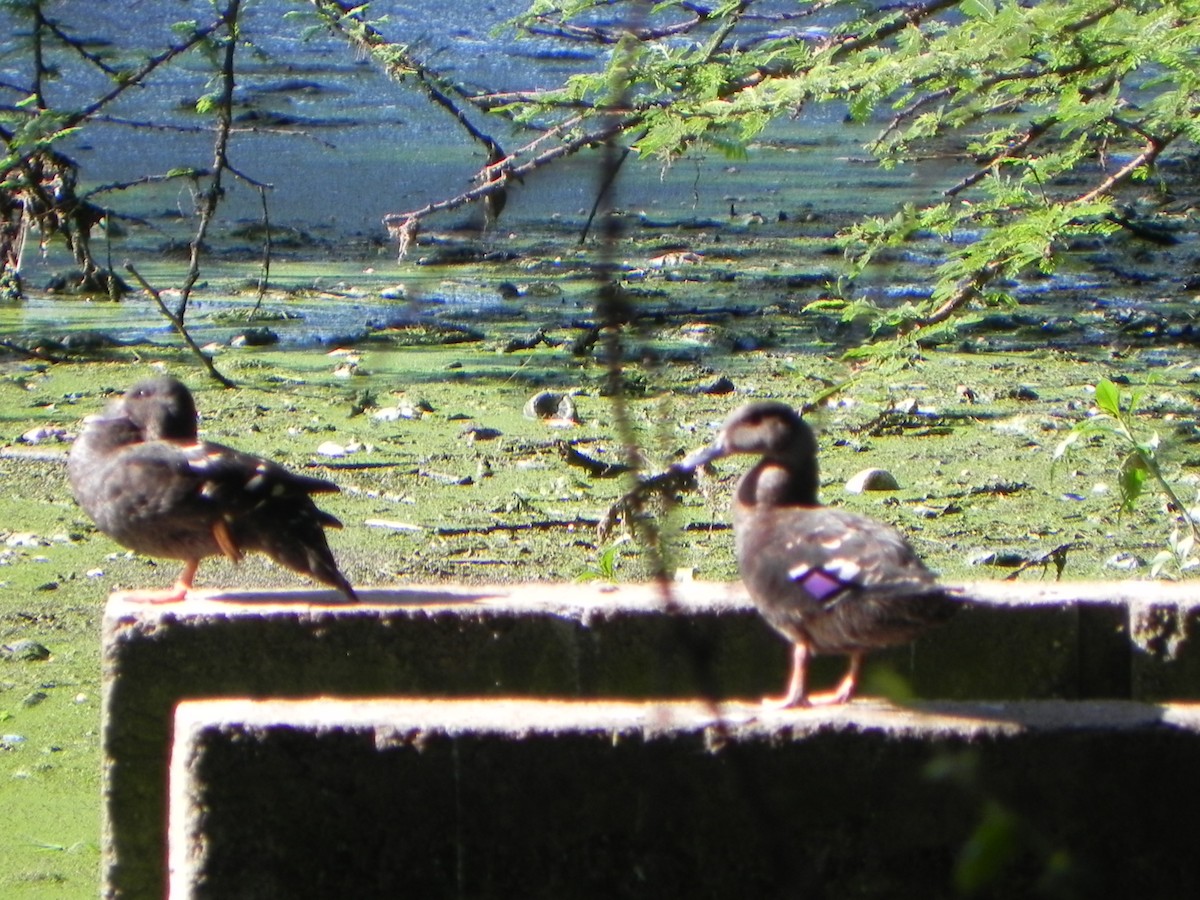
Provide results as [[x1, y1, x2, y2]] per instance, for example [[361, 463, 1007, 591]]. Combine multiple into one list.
[[3, 1, 1197, 355], [3, 1, 920, 240], [6, 265, 532, 349]]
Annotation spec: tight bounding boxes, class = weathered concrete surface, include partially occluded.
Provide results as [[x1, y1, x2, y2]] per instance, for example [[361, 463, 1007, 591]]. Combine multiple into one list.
[[103, 579, 1200, 898], [169, 696, 1200, 899]]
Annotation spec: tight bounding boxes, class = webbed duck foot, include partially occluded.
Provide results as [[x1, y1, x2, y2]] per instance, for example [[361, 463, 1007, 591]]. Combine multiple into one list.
[[112, 584, 190, 604]]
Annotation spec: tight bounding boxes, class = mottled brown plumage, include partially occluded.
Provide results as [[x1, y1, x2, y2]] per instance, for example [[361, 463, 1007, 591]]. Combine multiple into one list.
[[69, 377, 357, 602], [681, 400, 956, 707]]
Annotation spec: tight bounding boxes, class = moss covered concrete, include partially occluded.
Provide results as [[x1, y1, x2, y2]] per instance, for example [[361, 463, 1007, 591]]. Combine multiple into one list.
[[169, 696, 1200, 898]]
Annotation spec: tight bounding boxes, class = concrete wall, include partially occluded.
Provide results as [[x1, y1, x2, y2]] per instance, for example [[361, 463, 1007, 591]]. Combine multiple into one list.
[[102, 580, 1200, 898], [169, 697, 1200, 899]]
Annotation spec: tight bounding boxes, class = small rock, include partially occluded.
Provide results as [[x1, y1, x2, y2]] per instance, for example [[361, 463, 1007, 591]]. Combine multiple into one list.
[[461, 425, 502, 442], [909, 505, 942, 519], [371, 406, 415, 422], [2, 640, 51, 661], [523, 391, 578, 422], [230, 327, 279, 348], [845, 468, 900, 494], [5, 533, 46, 548], [967, 550, 1029, 568], [648, 251, 703, 268], [22, 691, 48, 708], [503, 330, 549, 353], [316, 441, 348, 457], [19, 426, 68, 445], [696, 376, 736, 395], [1105, 552, 1141, 571]]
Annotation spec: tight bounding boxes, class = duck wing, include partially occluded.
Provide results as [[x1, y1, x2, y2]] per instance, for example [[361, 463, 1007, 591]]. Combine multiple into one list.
[[737, 506, 956, 655]]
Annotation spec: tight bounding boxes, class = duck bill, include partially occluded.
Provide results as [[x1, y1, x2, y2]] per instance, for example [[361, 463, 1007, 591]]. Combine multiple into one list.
[[677, 439, 729, 472]]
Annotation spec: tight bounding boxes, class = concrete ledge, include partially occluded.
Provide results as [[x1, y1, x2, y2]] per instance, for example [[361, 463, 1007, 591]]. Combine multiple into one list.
[[169, 697, 1200, 898], [103, 579, 1200, 898]]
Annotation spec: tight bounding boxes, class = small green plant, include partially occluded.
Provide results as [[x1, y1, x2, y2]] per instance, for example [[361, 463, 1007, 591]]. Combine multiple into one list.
[[1151, 522, 1200, 579], [1055, 377, 1199, 576], [925, 751, 1077, 896], [578, 538, 629, 582]]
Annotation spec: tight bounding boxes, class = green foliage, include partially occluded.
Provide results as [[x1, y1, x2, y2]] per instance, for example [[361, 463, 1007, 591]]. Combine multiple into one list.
[[955, 800, 1022, 894], [1055, 377, 1200, 576], [578, 538, 629, 582], [1056, 378, 1152, 514], [500, 0, 1200, 341], [194, 92, 221, 115], [926, 750, 1078, 895]]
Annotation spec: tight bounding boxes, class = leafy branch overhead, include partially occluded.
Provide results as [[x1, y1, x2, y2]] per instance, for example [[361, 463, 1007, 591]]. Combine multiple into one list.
[[3, 0, 1199, 342], [523, 0, 1199, 327], [306, 0, 1200, 335]]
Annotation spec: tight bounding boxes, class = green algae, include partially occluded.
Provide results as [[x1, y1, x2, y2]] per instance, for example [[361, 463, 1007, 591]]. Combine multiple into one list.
[[1, 208, 1199, 900]]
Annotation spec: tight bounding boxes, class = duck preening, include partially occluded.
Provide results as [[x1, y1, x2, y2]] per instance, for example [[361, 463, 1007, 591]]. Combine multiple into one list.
[[68, 376, 357, 603], [679, 400, 958, 708]]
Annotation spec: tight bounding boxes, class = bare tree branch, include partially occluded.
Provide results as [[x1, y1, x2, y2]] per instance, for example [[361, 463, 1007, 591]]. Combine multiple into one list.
[[125, 263, 233, 387]]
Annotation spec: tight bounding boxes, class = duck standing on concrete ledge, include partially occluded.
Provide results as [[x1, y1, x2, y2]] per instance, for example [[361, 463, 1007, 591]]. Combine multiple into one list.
[[68, 376, 358, 603], [679, 400, 957, 708]]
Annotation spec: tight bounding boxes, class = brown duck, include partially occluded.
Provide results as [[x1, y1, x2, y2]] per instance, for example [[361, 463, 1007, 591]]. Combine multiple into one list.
[[681, 400, 957, 707], [68, 376, 357, 602]]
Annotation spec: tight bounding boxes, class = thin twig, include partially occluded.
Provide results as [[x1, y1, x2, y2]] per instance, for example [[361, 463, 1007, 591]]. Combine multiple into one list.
[[579, 143, 634, 246], [253, 185, 271, 310], [1076, 136, 1166, 204], [382, 114, 640, 256], [124, 263, 234, 387], [0, 338, 63, 363], [177, 0, 241, 321], [945, 121, 1049, 198]]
